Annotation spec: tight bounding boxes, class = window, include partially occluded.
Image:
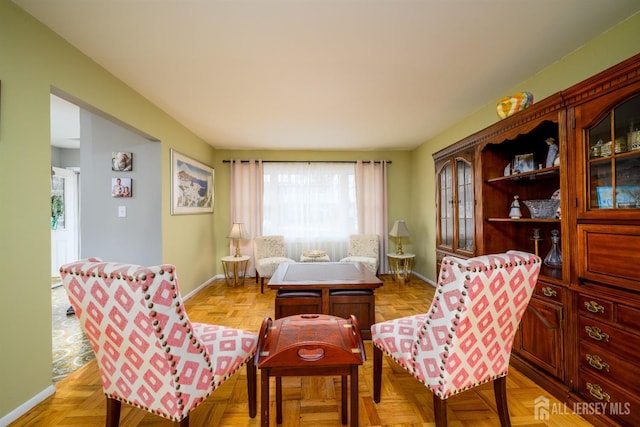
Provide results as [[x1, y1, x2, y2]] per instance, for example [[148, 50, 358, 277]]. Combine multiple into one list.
[[263, 162, 357, 261]]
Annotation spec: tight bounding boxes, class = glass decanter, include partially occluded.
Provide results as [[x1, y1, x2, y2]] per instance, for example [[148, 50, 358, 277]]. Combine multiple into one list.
[[544, 229, 562, 268]]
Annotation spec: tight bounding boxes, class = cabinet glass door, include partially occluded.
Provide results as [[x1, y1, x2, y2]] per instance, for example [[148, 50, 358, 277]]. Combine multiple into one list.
[[587, 95, 640, 210], [456, 159, 473, 252], [438, 162, 453, 248]]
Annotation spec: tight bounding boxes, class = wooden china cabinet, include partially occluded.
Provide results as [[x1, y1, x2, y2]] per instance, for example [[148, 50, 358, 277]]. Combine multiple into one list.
[[563, 57, 640, 426], [434, 143, 475, 275], [434, 53, 640, 426]]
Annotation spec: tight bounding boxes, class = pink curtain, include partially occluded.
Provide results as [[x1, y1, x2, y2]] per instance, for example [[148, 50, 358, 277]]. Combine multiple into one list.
[[229, 160, 263, 276], [355, 160, 389, 272], [230, 160, 388, 274]]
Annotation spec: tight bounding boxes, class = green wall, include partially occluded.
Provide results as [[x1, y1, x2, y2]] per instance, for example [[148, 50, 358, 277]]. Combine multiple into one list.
[[1, 0, 638, 421], [0, 1, 217, 418], [410, 13, 640, 283]]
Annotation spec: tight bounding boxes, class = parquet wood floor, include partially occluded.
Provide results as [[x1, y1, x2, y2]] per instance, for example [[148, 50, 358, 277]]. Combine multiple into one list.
[[11, 275, 593, 426]]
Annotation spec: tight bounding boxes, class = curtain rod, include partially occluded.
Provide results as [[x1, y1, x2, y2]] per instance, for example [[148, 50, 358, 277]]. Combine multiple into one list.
[[222, 160, 391, 164]]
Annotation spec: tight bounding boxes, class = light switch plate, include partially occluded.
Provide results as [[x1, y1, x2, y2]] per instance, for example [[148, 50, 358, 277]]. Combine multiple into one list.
[[118, 206, 127, 217]]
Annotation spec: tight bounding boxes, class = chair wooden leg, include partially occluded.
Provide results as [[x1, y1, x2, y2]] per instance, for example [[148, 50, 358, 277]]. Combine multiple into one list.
[[493, 376, 512, 427], [373, 345, 382, 403], [260, 277, 265, 293], [105, 397, 121, 427], [432, 395, 447, 427], [247, 356, 257, 418]]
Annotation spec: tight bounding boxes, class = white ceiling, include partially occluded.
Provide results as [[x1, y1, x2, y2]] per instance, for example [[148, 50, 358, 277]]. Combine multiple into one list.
[[18, 0, 640, 151]]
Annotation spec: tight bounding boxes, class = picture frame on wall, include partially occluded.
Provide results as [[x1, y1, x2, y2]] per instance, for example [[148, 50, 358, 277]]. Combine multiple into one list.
[[112, 151, 133, 171], [170, 149, 214, 215], [112, 177, 132, 198]]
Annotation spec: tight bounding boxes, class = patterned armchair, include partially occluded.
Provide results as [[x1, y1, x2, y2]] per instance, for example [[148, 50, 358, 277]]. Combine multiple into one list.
[[371, 250, 541, 426], [340, 234, 379, 275], [60, 258, 258, 426], [254, 235, 296, 293]]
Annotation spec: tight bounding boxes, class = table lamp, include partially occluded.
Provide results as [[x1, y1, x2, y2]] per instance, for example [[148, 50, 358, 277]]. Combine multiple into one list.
[[389, 220, 410, 255], [227, 222, 249, 257]]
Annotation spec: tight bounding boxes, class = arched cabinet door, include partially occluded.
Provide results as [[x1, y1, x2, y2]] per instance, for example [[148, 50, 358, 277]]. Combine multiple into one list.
[[434, 147, 475, 268]]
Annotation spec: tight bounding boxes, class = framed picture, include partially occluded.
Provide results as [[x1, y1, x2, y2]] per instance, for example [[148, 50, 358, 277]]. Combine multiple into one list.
[[112, 177, 132, 198], [171, 149, 214, 215], [513, 153, 535, 173], [112, 151, 133, 171], [596, 185, 640, 208]]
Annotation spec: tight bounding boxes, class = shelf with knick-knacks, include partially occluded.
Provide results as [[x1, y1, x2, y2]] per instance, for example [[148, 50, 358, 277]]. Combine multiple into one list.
[[584, 94, 640, 213]]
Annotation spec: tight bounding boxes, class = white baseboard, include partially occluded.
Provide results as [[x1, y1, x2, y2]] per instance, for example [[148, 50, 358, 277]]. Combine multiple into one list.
[[412, 271, 436, 287], [0, 385, 55, 427], [180, 274, 225, 301]]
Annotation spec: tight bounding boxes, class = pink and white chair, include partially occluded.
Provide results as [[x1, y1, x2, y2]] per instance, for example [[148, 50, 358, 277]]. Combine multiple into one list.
[[60, 258, 258, 426], [371, 250, 541, 426]]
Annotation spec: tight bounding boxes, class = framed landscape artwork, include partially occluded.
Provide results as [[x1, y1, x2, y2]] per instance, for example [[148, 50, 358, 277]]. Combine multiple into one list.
[[170, 149, 214, 215]]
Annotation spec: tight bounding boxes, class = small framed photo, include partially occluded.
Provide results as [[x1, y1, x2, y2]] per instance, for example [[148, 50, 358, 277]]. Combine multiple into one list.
[[170, 149, 214, 215], [112, 151, 133, 171], [597, 185, 640, 208], [112, 177, 132, 198], [513, 153, 535, 173]]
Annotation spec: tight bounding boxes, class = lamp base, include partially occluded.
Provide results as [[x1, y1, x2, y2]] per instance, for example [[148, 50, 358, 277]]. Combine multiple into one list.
[[234, 241, 242, 257], [396, 242, 404, 255]]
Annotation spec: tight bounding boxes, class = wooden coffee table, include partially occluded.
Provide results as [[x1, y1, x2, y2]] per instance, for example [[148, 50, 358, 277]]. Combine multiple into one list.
[[268, 262, 383, 338], [256, 314, 365, 427]]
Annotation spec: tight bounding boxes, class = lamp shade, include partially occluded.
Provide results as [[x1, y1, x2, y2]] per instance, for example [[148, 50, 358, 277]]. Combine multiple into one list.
[[389, 220, 410, 237], [227, 222, 249, 240]]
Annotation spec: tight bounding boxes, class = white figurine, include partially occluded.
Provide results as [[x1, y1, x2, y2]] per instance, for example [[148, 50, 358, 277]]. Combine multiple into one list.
[[545, 137, 559, 168], [509, 195, 522, 219]]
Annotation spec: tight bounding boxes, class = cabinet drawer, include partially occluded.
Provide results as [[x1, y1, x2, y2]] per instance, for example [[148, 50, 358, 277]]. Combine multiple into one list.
[[618, 303, 640, 331], [577, 294, 613, 321], [535, 282, 563, 304], [578, 370, 640, 426], [578, 224, 640, 291], [580, 341, 640, 396], [578, 316, 640, 361]]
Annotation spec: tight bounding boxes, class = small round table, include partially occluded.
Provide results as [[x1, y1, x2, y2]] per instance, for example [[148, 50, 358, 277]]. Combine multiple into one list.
[[221, 255, 250, 287], [387, 253, 415, 283]]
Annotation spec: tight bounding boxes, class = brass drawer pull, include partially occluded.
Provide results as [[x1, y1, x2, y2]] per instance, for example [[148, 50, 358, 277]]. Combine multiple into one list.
[[586, 382, 611, 402], [585, 326, 609, 342], [542, 287, 557, 297], [584, 301, 605, 314], [586, 354, 610, 372]]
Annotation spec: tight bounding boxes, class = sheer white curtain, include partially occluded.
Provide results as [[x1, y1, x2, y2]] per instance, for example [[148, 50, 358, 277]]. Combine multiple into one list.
[[229, 160, 263, 275], [263, 162, 357, 262], [355, 160, 389, 272]]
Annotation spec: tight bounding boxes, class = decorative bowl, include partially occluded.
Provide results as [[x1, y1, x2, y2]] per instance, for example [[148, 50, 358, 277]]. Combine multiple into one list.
[[303, 250, 327, 258], [496, 92, 534, 119], [523, 199, 560, 219]]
